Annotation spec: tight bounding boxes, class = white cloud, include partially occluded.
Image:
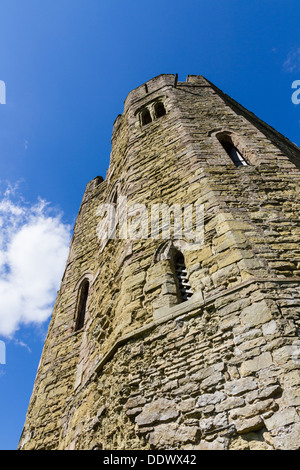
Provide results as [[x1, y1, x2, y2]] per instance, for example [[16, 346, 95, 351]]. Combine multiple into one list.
[[0, 185, 72, 337], [283, 48, 300, 73]]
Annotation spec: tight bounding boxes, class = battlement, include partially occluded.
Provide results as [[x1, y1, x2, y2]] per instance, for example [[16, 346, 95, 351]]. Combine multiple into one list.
[[123, 73, 209, 111], [124, 74, 176, 110]]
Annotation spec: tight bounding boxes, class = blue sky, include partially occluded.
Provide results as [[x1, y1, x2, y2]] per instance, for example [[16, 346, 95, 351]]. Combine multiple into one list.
[[0, 0, 299, 450]]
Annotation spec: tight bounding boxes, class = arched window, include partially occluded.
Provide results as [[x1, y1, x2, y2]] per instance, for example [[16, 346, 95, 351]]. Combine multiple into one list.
[[141, 108, 152, 126], [173, 251, 193, 302], [75, 279, 89, 331], [154, 101, 166, 119], [218, 134, 248, 167]]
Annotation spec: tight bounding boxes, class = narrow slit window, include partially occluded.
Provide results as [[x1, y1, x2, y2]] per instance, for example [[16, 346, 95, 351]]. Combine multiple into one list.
[[75, 280, 89, 331], [174, 252, 193, 302], [154, 102, 166, 119], [112, 190, 118, 205], [141, 108, 152, 126], [219, 136, 248, 167]]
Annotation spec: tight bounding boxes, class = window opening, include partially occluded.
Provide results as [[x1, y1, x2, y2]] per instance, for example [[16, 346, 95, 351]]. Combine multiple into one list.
[[174, 252, 193, 302], [154, 102, 166, 119], [141, 108, 152, 125], [75, 280, 89, 331], [219, 137, 248, 167]]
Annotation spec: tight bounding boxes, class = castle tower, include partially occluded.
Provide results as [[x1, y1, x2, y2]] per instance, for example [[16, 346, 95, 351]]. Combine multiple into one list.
[[19, 75, 300, 451]]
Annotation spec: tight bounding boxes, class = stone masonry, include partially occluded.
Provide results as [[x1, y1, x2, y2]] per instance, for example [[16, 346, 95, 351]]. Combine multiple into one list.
[[19, 74, 300, 450]]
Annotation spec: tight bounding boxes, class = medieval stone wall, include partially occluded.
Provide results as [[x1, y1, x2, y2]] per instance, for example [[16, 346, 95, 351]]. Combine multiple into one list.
[[19, 74, 300, 450], [55, 279, 300, 450]]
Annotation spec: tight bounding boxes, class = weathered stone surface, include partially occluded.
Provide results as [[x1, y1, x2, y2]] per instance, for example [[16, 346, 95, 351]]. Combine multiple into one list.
[[148, 423, 200, 448], [234, 415, 264, 434], [229, 434, 272, 450], [135, 398, 179, 427], [240, 352, 273, 376], [178, 398, 197, 413], [230, 399, 276, 420], [18, 74, 300, 451], [199, 413, 230, 434], [224, 377, 258, 396], [272, 423, 300, 450], [195, 438, 228, 450], [201, 372, 224, 390], [215, 396, 245, 412], [283, 370, 300, 388], [240, 300, 273, 327], [125, 396, 147, 410], [264, 407, 300, 431], [197, 391, 226, 407], [281, 388, 300, 407], [247, 384, 282, 403]]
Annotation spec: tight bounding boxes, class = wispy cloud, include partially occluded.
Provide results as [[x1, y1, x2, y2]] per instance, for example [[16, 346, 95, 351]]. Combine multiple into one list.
[[0, 183, 71, 337], [13, 338, 32, 353], [283, 47, 300, 73]]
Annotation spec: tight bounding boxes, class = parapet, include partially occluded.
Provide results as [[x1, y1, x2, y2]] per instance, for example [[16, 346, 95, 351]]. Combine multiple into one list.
[[81, 175, 105, 205]]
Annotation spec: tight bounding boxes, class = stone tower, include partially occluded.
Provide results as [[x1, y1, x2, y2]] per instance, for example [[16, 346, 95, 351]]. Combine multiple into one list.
[[19, 74, 300, 451]]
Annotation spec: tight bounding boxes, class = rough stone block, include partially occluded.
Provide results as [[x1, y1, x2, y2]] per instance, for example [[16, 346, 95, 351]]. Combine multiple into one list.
[[224, 377, 258, 396], [234, 415, 264, 434], [241, 300, 273, 328], [135, 398, 179, 427], [197, 391, 226, 408], [148, 423, 200, 448], [240, 352, 273, 376], [272, 423, 300, 450], [264, 407, 300, 431]]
